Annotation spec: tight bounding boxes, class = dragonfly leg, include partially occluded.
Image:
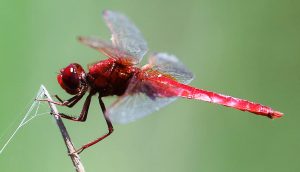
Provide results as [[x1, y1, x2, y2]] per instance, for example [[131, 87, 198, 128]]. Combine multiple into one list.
[[73, 96, 114, 154], [54, 93, 85, 108], [38, 87, 87, 107], [58, 93, 93, 122]]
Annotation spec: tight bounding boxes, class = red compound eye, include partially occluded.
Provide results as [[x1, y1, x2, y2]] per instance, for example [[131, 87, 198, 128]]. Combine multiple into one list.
[[57, 63, 86, 95]]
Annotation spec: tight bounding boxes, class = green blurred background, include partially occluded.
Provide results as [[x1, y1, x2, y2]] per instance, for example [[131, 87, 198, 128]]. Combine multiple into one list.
[[0, 0, 299, 171]]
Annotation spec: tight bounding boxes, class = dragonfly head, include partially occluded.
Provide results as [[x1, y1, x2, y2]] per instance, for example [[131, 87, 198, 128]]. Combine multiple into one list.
[[57, 63, 87, 95]]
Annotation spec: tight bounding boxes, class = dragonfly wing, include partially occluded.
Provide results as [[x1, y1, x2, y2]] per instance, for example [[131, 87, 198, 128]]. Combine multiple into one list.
[[103, 10, 148, 64], [148, 53, 194, 84], [106, 75, 177, 124], [107, 91, 176, 124], [78, 36, 131, 59], [107, 53, 194, 124]]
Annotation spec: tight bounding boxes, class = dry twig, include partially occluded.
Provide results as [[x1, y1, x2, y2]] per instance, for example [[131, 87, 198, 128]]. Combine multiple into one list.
[[39, 85, 85, 172]]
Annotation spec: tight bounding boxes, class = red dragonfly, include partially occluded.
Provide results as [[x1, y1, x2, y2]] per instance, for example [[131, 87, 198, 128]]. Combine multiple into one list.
[[46, 10, 283, 154]]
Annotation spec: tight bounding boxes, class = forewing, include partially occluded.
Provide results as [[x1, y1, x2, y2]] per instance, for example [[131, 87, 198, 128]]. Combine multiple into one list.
[[107, 53, 194, 124], [149, 53, 194, 84], [103, 10, 148, 64], [78, 36, 131, 59]]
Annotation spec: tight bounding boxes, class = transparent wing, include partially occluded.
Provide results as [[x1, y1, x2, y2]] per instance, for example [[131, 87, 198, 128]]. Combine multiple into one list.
[[103, 10, 148, 64], [107, 53, 194, 124], [107, 90, 176, 124], [149, 53, 194, 84], [78, 36, 132, 60], [78, 36, 134, 64]]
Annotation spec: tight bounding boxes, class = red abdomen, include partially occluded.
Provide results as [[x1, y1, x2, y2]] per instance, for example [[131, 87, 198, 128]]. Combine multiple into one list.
[[87, 58, 138, 97], [147, 75, 283, 119]]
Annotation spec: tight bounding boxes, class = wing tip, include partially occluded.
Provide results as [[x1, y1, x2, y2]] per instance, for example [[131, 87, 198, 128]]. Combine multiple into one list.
[[102, 10, 109, 16], [77, 36, 92, 46], [77, 36, 84, 42], [102, 10, 115, 19]]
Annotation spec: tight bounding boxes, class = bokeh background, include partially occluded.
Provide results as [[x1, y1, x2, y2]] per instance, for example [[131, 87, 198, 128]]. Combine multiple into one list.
[[0, 0, 299, 171]]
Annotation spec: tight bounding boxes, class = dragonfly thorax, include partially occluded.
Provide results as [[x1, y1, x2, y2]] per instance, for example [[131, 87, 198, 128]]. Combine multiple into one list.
[[87, 58, 138, 97]]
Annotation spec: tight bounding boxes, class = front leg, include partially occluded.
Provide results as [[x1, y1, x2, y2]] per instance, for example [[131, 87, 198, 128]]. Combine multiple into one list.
[[58, 93, 93, 122], [38, 89, 86, 107], [54, 94, 84, 108]]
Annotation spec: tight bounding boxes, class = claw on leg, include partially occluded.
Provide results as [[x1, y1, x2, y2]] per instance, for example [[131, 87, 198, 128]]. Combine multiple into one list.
[[69, 147, 84, 155], [36, 98, 64, 106]]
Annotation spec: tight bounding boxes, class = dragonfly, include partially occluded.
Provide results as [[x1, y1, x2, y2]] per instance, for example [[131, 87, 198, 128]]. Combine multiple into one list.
[[44, 10, 283, 154]]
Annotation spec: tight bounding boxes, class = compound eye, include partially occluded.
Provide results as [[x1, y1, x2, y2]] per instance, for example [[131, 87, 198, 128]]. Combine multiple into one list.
[[62, 65, 80, 90], [58, 63, 85, 95]]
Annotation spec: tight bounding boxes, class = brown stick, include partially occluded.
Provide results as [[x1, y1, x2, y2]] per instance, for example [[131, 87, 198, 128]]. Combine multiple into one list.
[[40, 85, 85, 172]]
